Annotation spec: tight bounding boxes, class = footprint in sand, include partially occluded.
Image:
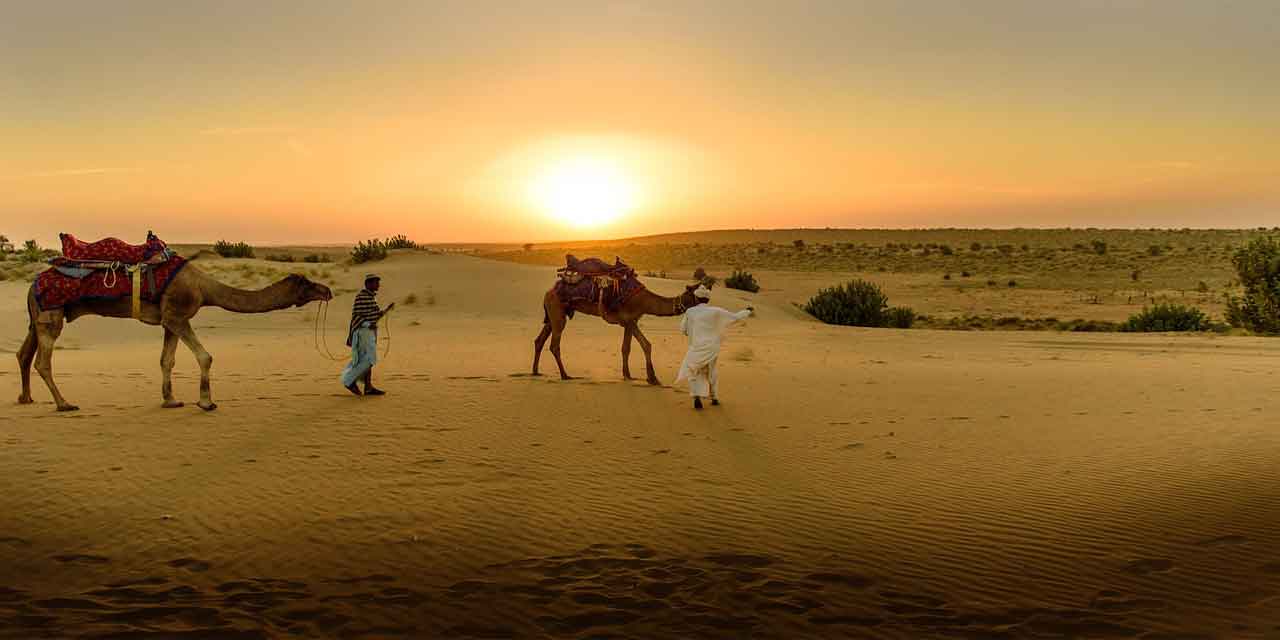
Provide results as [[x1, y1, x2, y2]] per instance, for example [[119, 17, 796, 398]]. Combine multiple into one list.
[[1123, 558, 1174, 575], [167, 557, 212, 572], [52, 554, 110, 565], [1194, 534, 1249, 547]]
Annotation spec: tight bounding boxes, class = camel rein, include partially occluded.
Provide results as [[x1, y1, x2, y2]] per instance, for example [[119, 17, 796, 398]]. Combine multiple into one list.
[[313, 300, 392, 362]]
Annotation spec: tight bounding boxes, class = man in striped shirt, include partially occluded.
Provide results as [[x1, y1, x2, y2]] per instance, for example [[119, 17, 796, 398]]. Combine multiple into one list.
[[342, 274, 394, 396]]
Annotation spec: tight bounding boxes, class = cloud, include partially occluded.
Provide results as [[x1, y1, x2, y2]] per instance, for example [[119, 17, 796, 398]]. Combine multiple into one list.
[[1, 167, 141, 181]]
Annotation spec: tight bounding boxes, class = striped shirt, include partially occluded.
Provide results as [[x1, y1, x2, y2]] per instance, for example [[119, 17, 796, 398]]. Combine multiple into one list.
[[347, 288, 382, 346]]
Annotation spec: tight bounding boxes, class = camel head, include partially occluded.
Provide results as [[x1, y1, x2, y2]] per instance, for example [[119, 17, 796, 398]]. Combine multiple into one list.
[[284, 273, 334, 306], [681, 284, 705, 311]]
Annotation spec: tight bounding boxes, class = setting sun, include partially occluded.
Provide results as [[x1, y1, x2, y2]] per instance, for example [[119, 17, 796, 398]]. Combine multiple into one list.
[[526, 156, 640, 228]]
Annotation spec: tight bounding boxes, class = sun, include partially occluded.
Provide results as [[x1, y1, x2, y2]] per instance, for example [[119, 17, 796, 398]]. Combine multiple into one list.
[[527, 156, 640, 228]]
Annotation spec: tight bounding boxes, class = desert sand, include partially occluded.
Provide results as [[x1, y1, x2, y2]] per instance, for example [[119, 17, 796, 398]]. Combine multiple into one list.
[[2, 250, 1279, 638]]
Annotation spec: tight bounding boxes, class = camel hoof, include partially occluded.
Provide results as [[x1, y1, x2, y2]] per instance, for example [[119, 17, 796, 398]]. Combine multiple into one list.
[[57, 404, 80, 412], [17, 395, 33, 405], [162, 401, 185, 408], [560, 375, 575, 381], [198, 402, 217, 412], [647, 378, 661, 386]]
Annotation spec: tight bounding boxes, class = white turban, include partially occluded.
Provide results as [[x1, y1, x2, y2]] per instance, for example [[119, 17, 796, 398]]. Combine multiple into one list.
[[693, 285, 712, 300]]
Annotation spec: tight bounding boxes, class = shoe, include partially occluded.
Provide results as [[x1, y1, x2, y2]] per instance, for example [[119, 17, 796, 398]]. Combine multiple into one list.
[[693, 397, 703, 410], [364, 387, 386, 396], [346, 384, 363, 396], [711, 398, 720, 406]]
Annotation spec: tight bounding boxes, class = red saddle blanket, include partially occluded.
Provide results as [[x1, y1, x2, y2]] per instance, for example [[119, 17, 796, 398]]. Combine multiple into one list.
[[564, 254, 634, 278], [60, 232, 170, 264], [34, 256, 187, 311], [554, 273, 646, 318]]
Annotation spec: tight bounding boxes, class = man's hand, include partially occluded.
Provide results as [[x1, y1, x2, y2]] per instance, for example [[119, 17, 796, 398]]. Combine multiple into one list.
[[383, 302, 396, 315], [746, 306, 755, 316]]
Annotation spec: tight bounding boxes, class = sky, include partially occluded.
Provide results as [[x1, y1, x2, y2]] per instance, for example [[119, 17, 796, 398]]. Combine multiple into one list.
[[2, 0, 1278, 245]]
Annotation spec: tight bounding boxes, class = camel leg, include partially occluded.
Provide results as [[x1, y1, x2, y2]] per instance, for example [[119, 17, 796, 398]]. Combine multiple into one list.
[[532, 323, 551, 376], [621, 323, 634, 380], [173, 321, 216, 411], [160, 328, 183, 408], [17, 324, 36, 404], [33, 316, 77, 412], [548, 315, 573, 380], [630, 323, 660, 385]]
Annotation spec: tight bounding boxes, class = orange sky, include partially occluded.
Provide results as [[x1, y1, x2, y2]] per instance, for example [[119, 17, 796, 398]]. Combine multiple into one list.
[[3, 1, 1278, 245]]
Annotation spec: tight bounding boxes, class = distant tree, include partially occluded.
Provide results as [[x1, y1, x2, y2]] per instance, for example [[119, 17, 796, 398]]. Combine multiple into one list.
[[522, 243, 534, 251], [1226, 236, 1280, 333]]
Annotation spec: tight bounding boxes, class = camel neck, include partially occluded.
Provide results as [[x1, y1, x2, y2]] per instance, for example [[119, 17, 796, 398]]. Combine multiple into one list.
[[201, 274, 299, 313], [636, 288, 682, 317]]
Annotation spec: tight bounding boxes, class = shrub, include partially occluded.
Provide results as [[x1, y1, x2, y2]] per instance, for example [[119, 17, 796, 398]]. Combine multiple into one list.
[[701, 275, 719, 289], [986, 279, 997, 287], [403, 293, 418, 305], [1121, 304, 1209, 332], [1007, 279, 1018, 287], [302, 253, 331, 263], [265, 253, 295, 262], [1091, 240, 1108, 255], [961, 271, 971, 278], [997, 244, 1014, 255], [1197, 281, 1210, 293], [792, 239, 806, 250], [724, 269, 761, 293], [804, 279, 889, 327], [384, 234, 416, 250], [969, 242, 982, 252], [18, 239, 49, 263], [1148, 245, 1164, 257], [351, 239, 388, 264], [1131, 270, 1141, 282], [885, 306, 916, 329], [1226, 236, 1280, 333], [939, 245, 954, 256], [943, 273, 951, 280], [522, 243, 534, 251], [214, 240, 255, 258]]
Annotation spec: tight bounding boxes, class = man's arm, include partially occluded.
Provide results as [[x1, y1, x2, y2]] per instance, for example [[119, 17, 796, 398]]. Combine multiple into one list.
[[680, 311, 690, 336]]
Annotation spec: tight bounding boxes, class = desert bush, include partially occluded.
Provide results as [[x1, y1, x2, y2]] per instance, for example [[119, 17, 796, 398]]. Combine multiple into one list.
[[961, 271, 971, 278], [384, 234, 416, 250], [940, 245, 954, 256], [214, 240, 255, 258], [986, 279, 997, 287], [701, 275, 719, 289], [403, 293, 418, 305], [302, 253, 330, 263], [1008, 279, 1018, 287], [1091, 240, 1108, 255], [1121, 304, 1209, 332], [885, 306, 916, 329], [18, 239, 49, 263], [724, 269, 761, 293], [804, 279, 889, 327], [792, 239, 806, 250], [522, 243, 534, 251], [265, 253, 295, 262], [943, 273, 951, 280], [1226, 236, 1280, 333], [969, 242, 982, 252], [1148, 245, 1164, 257], [997, 244, 1014, 255], [1197, 281, 1210, 293], [1131, 270, 1141, 282], [350, 239, 388, 264]]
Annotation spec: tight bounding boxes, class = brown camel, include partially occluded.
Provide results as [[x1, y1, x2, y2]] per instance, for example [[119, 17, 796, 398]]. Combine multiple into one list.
[[17, 266, 332, 412], [533, 282, 702, 384]]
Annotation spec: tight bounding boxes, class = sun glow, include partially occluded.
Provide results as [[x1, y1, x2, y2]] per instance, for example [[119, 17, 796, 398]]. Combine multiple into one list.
[[526, 156, 640, 228]]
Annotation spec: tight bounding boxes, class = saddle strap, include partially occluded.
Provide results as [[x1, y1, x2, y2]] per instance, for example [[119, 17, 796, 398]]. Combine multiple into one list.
[[131, 267, 142, 319]]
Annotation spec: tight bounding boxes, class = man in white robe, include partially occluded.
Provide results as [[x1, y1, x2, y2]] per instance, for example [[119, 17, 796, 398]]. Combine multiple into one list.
[[675, 285, 753, 409]]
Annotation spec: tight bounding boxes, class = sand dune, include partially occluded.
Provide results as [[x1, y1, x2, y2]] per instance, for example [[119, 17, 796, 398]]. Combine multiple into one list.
[[2, 251, 1279, 638]]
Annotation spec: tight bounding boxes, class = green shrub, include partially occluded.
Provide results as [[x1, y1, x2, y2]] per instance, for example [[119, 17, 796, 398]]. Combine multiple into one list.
[[351, 239, 388, 264], [724, 269, 760, 293], [1091, 240, 1108, 255], [1121, 304, 1209, 332], [939, 245, 954, 256], [214, 240, 255, 258], [885, 306, 915, 328], [1148, 245, 1164, 256], [969, 242, 982, 252], [385, 234, 416, 250], [18, 239, 49, 263], [265, 253, 295, 262], [792, 239, 806, 250], [1226, 236, 1280, 333], [302, 253, 331, 263], [804, 279, 889, 327]]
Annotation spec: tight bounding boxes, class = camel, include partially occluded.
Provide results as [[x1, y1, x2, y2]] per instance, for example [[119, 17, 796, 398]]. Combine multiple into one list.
[[17, 266, 332, 412], [533, 282, 702, 384]]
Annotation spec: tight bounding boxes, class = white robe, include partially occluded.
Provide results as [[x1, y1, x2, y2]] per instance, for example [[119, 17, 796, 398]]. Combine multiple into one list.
[[675, 305, 751, 398]]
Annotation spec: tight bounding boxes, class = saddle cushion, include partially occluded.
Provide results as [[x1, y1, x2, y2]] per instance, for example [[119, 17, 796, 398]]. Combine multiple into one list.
[[553, 273, 647, 318], [34, 256, 187, 311], [564, 254, 634, 278], [60, 232, 169, 264]]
